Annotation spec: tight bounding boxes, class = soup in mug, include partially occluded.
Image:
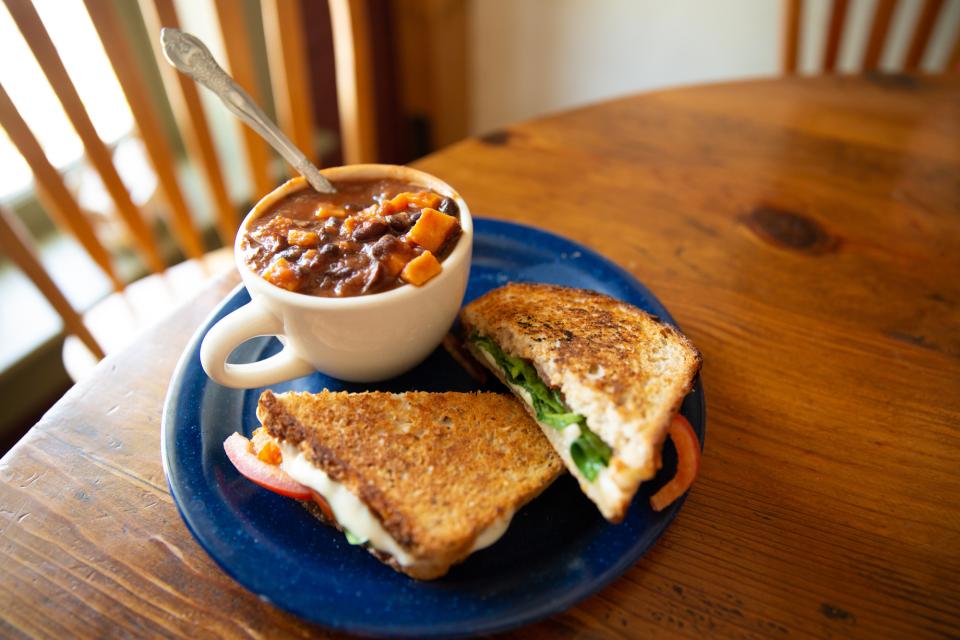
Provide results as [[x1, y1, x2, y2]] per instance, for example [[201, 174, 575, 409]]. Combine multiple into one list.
[[241, 179, 462, 297]]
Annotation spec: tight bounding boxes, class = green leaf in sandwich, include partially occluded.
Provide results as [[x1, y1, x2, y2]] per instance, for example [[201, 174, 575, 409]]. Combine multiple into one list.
[[470, 334, 611, 481]]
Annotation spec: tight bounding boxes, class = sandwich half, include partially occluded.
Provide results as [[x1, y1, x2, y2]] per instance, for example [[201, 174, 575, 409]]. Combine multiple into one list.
[[224, 390, 563, 580], [460, 283, 702, 522]]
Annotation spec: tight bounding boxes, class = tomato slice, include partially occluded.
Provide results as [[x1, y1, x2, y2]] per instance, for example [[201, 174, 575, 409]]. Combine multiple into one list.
[[311, 491, 335, 521], [223, 432, 312, 500], [650, 415, 701, 512]]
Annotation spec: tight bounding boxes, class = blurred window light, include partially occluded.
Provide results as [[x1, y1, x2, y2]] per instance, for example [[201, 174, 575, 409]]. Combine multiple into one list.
[[0, 0, 133, 200]]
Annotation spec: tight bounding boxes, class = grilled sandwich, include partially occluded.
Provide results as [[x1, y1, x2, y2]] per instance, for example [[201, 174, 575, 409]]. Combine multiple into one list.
[[225, 389, 563, 580], [460, 283, 702, 522]]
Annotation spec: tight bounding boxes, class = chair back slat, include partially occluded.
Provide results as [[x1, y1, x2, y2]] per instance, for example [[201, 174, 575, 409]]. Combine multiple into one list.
[[213, 0, 275, 197], [262, 0, 316, 165], [782, 0, 802, 74], [784, 0, 958, 74], [905, 0, 945, 70], [139, 0, 238, 247], [82, 0, 205, 262], [425, 1, 469, 148], [0, 205, 105, 359], [3, 0, 167, 273], [863, 0, 897, 71], [823, 0, 850, 72], [0, 85, 123, 292], [329, 0, 377, 164], [950, 30, 960, 70]]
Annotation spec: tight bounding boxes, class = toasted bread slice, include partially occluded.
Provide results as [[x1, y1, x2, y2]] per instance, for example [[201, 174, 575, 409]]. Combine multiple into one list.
[[460, 283, 702, 522], [257, 390, 563, 579]]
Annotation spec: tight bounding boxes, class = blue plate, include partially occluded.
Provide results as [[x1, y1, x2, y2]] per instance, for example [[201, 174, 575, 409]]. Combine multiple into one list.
[[162, 218, 706, 638]]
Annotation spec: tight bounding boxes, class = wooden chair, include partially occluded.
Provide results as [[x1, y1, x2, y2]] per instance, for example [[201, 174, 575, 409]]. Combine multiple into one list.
[[783, 0, 960, 74], [0, 0, 376, 381]]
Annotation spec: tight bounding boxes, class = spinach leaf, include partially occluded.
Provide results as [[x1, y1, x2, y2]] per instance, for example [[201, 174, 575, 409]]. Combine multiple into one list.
[[472, 335, 566, 420], [344, 529, 367, 546], [570, 429, 612, 482], [539, 411, 584, 429], [470, 333, 611, 481]]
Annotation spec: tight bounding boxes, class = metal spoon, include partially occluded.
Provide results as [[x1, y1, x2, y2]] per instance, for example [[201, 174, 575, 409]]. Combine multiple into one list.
[[160, 28, 335, 194]]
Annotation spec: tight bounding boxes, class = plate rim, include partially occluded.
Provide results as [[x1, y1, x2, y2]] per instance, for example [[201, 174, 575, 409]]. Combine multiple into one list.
[[161, 217, 707, 638]]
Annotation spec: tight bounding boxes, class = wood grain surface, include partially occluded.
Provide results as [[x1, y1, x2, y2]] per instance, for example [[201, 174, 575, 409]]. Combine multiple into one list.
[[1, 76, 958, 638]]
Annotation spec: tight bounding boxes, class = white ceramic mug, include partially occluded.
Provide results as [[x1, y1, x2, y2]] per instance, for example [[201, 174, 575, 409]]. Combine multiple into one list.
[[200, 164, 472, 388]]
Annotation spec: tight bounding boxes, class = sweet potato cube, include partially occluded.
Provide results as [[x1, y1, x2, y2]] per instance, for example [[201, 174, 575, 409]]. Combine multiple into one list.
[[386, 192, 409, 212], [372, 235, 416, 278], [287, 229, 319, 247], [383, 251, 410, 278], [382, 241, 416, 277], [342, 216, 359, 235], [406, 208, 459, 253], [386, 191, 441, 212], [315, 205, 346, 218], [262, 257, 301, 291], [400, 251, 442, 286], [408, 191, 442, 209]]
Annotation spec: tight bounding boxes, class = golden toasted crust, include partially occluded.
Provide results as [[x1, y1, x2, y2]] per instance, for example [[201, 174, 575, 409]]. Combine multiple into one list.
[[257, 390, 563, 579], [460, 283, 702, 521]]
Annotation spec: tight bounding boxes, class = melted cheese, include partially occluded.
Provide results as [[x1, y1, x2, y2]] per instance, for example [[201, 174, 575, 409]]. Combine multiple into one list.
[[280, 442, 416, 565], [279, 442, 512, 566], [470, 512, 512, 551]]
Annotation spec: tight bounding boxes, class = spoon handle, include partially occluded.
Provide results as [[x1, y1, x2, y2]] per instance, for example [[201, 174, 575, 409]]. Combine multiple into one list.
[[160, 28, 335, 194]]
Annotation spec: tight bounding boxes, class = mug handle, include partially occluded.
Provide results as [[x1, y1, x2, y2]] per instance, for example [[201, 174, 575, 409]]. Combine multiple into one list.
[[199, 300, 314, 388]]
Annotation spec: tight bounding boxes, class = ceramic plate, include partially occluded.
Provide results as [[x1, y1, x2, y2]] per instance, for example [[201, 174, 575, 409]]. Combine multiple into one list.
[[162, 218, 706, 637]]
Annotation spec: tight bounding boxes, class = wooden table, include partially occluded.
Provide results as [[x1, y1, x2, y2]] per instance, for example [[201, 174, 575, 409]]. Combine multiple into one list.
[[1, 76, 958, 638]]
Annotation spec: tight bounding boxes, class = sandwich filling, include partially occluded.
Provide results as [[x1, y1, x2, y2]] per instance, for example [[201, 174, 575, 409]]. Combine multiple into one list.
[[277, 441, 512, 566], [470, 334, 612, 481]]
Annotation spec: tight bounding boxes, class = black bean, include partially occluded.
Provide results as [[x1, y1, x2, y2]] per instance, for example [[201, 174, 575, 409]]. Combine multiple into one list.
[[319, 243, 340, 258], [438, 197, 459, 216], [338, 240, 360, 254], [279, 247, 302, 261], [385, 213, 413, 233], [360, 262, 386, 294], [370, 234, 400, 258], [442, 225, 462, 251], [344, 203, 365, 213], [352, 219, 389, 242], [336, 268, 369, 297], [327, 262, 353, 278]]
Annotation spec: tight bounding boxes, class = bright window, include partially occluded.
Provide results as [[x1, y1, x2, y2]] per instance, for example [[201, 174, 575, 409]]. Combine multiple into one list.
[[0, 0, 133, 200]]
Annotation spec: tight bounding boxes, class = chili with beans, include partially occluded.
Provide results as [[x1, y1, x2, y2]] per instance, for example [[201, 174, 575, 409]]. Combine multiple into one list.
[[241, 179, 461, 297]]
